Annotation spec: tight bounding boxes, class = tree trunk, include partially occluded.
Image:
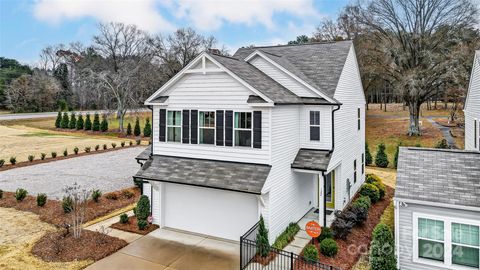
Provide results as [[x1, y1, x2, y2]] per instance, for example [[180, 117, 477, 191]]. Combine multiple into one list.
[[408, 101, 422, 136]]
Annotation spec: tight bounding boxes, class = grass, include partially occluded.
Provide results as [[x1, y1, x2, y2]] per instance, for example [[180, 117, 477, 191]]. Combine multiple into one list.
[[366, 102, 461, 118], [365, 167, 396, 188]]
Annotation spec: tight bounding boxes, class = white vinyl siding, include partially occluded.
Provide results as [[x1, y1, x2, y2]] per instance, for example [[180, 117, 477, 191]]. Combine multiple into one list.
[[465, 52, 480, 151], [300, 106, 332, 149]]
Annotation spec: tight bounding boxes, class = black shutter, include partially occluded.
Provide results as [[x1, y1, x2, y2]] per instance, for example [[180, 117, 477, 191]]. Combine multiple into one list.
[[182, 110, 190, 143], [225, 110, 233, 146], [159, 109, 166, 142], [190, 110, 198, 144], [253, 111, 262, 148], [216, 110, 224, 146]]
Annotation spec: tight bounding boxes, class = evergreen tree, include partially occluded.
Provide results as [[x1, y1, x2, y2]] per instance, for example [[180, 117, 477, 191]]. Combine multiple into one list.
[[370, 224, 396, 270], [126, 123, 132, 136], [92, 113, 100, 131], [61, 112, 69, 129], [375, 143, 389, 168], [143, 117, 152, 137], [55, 111, 62, 128], [435, 139, 449, 149], [100, 115, 109, 132], [394, 142, 402, 168], [76, 114, 84, 130], [85, 113, 92, 130], [69, 113, 76, 129], [256, 215, 270, 257], [134, 117, 141, 136], [365, 142, 373, 165]]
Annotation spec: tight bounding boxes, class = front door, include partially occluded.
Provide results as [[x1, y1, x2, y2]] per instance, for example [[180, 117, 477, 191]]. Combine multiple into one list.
[[325, 171, 335, 209]]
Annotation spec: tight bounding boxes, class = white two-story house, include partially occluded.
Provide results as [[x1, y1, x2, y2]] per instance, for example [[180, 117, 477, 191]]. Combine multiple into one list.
[[465, 50, 480, 151], [134, 41, 366, 242]]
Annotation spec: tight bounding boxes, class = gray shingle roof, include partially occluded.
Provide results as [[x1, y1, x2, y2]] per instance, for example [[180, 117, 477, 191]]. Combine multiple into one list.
[[291, 149, 332, 171], [234, 41, 352, 99], [396, 147, 480, 208], [135, 147, 151, 161], [133, 155, 271, 194]]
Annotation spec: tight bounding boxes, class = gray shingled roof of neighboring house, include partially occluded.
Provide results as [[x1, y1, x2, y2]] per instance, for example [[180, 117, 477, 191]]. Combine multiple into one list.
[[291, 149, 332, 171], [135, 147, 151, 161], [133, 155, 271, 194], [396, 147, 480, 208], [234, 41, 353, 100]]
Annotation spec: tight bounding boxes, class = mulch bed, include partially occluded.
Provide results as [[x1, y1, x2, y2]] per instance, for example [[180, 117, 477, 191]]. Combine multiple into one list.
[[0, 187, 140, 226], [297, 186, 395, 270], [110, 216, 159, 235], [32, 229, 127, 262]]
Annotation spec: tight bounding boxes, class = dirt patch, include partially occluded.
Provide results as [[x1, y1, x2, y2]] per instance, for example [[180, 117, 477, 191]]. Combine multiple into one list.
[[0, 187, 140, 226], [110, 216, 159, 235], [365, 167, 396, 188], [298, 187, 395, 270], [32, 229, 127, 262]]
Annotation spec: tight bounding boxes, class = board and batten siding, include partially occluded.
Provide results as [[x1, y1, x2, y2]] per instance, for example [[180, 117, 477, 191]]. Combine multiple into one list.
[[465, 52, 480, 151], [396, 202, 480, 270], [152, 72, 271, 164], [329, 45, 366, 210]]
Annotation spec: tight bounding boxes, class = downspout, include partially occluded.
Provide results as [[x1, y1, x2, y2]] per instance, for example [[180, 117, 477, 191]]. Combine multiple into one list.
[[321, 171, 327, 227], [147, 105, 153, 158], [328, 104, 341, 156]]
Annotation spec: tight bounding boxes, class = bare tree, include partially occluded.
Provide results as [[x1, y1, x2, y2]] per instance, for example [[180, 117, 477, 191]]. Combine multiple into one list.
[[38, 44, 66, 71], [63, 183, 89, 239], [314, 19, 344, 41]]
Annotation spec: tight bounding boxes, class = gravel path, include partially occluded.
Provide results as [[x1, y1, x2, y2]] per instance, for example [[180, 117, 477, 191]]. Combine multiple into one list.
[[0, 147, 146, 199]]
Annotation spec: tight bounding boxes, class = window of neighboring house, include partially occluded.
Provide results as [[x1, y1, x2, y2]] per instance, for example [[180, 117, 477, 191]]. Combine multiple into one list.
[[353, 159, 357, 183], [310, 111, 320, 141], [452, 223, 479, 268], [167, 110, 181, 142], [234, 112, 252, 147], [361, 153, 365, 175], [357, 108, 361, 130], [199, 111, 215, 144], [417, 218, 445, 262]]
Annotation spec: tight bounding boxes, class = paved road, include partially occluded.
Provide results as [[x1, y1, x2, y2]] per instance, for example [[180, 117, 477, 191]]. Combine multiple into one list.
[[0, 147, 146, 199], [0, 109, 148, 121]]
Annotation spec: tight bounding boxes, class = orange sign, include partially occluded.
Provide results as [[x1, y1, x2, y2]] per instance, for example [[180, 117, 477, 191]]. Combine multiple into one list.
[[305, 221, 322, 238]]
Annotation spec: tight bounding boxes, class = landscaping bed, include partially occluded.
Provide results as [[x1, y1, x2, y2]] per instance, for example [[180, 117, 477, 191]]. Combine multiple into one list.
[[111, 216, 159, 235], [32, 229, 127, 262]]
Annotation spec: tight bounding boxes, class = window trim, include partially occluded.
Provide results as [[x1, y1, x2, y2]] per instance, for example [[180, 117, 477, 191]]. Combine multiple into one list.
[[166, 110, 182, 143], [353, 159, 357, 183], [357, 108, 361, 131], [198, 110, 216, 145], [309, 110, 321, 141], [412, 212, 480, 270], [233, 111, 253, 147], [361, 153, 365, 175]]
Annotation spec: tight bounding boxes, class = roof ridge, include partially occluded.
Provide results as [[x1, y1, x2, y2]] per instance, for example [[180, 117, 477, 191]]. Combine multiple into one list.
[[239, 40, 352, 50], [403, 147, 480, 155], [207, 51, 240, 61]]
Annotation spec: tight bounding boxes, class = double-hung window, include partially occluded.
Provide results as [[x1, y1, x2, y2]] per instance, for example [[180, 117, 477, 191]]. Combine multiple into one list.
[[310, 111, 320, 141], [234, 112, 252, 147], [357, 108, 361, 130], [417, 218, 445, 262], [199, 111, 215, 144], [452, 223, 479, 268], [167, 111, 181, 142], [361, 153, 365, 175], [353, 160, 357, 183]]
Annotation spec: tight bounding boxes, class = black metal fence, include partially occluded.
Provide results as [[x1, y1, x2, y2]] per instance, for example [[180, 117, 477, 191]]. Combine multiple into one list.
[[240, 222, 341, 270]]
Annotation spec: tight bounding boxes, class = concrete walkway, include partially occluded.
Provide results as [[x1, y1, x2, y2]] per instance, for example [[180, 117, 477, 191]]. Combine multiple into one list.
[[425, 118, 458, 149], [85, 210, 141, 243]]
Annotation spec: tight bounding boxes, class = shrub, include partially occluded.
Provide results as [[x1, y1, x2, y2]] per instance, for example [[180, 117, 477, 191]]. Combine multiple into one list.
[[122, 190, 134, 199], [365, 142, 373, 165], [55, 111, 62, 128], [0, 189, 3, 199], [372, 181, 386, 199], [84, 146, 91, 153], [137, 219, 148, 230], [111, 143, 117, 148], [73, 147, 79, 154], [121, 141, 125, 147], [126, 123, 132, 136], [100, 115, 108, 132], [51, 152, 57, 158], [317, 227, 333, 242], [366, 174, 382, 185], [106, 193, 118, 200], [92, 113, 100, 131], [353, 196, 372, 210], [360, 183, 380, 203], [349, 205, 369, 225], [370, 223, 396, 270], [143, 117, 152, 137], [9, 156, 16, 165], [256, 215, 270, 257], [63, 149, 68, 156], [62, 196, 73, 213], [331, 211, 355, 240], [136, 195, 150, 221], [435, 138, 449, 149], [0, 159, 4, 167], [136, 139, 141, 145], [76, 114, 84, 130], [95, 144, 100, 151], [61, 112, 69, 128], [394, 142, 401, 168], [103, 144, 107, 150], [40, 153, 46, 160], [129, 141, 133, 146], [273, 222, 300, 249], [85, 113, 92, 130], [303, 244, 319, 262], [134, 117, 141, 136], [28, 155, 35, 162], [15, 188, 28, 201], [375, 143, 389, 168], [92, 189, 102, 202], [120, 213, 129, 224], [37, 193, 47, 207], [320, 238, 338, 257], [69, 113, 77, 129]]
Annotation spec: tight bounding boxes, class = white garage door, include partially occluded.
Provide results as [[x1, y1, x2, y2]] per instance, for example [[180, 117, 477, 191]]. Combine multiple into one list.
[[164, 183, 259, 241]]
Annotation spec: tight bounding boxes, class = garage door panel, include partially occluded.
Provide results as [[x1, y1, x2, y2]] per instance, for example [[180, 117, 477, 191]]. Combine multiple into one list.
[[164, 183, 258, 241]]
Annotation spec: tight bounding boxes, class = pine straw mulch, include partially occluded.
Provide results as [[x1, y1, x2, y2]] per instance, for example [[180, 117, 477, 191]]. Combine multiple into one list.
[[297, 186, 395, 270], [0, 187, 140, 226], [110, 216, 159, 235], [32, 229, 127, 262]]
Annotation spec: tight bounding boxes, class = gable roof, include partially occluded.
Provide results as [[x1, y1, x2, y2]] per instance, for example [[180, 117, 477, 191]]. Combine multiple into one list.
[[464, 50, 480, 111], [234, 41, 353, 100], [395, 147, 480, 209]]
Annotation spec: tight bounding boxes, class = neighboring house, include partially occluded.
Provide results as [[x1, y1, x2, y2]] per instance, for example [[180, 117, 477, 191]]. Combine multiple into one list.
[[134, 41, 366, 242], [465, 50, 480, 151], [395, 147, 480, 270]]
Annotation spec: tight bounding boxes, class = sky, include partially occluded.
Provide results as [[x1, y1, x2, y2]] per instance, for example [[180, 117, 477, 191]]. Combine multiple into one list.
[[0, 0, 349, 65]]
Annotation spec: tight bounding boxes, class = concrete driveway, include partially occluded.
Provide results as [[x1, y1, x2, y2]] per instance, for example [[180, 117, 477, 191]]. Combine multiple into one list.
[[86, 229, 240, 270]]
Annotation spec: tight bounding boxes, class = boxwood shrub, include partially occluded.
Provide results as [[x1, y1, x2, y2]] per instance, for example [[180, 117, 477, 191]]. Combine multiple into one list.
[[303, 244, 319, 262], [360, 183, 380, 203], [40, 153, 46, 160], [10, 156, 16, 165], [51, 152, 57, 158], [120, 213, 129, 224], [317, 227, 333, 242], [353, 195, 372, 210], [37, 193, 47, 207], [15, 188, 27, 201], [28, 155, 35, 162], [137, 219, 148, 230], [320, 238, 338, 257]]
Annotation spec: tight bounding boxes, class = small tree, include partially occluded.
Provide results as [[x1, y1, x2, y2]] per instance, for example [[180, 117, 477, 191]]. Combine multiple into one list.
[[134, 117, 141, 136], [370, 223, 396, 270], [393, 142, 402, 169], [55, 111, 62, 128], [92, 113, 100, 131], [126, 123, 132, 136], [375, 143, 389, 168], [61, 112, 69, 129], [136, 195, 150, 221], [143, 117, 152, 137], [76, 114, 84, 130], [63, 183, 89, 239], [85, 113, 92, 130], [69, 113, 77, 129], [100, 115, 109, 132], [256, 215, 270, 257], [365, 142, 373, 165], [435, 139, 449, 149]]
